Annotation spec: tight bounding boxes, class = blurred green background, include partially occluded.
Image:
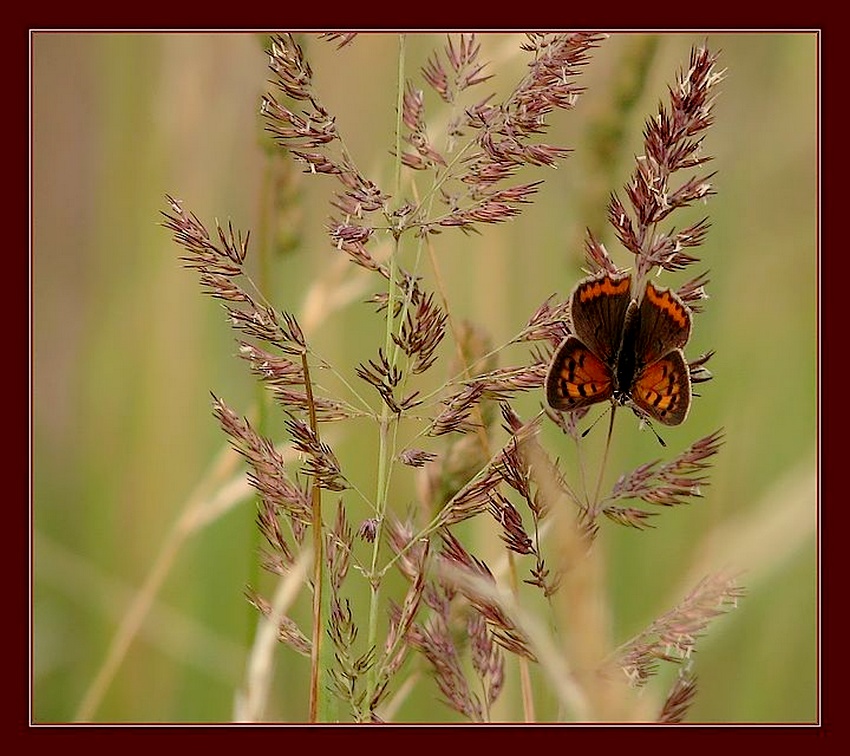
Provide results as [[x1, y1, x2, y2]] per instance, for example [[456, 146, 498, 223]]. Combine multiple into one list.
[[32, 32, 817, 723]]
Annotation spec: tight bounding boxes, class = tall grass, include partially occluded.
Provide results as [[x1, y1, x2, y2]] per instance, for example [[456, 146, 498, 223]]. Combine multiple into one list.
[[157, 33, 738, 723]]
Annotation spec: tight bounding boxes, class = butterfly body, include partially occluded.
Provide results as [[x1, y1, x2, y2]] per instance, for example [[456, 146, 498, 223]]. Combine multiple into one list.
[[546, 271, 692, 426]]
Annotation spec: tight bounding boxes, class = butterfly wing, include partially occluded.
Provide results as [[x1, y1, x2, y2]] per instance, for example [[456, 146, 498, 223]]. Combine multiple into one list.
[[546, 335, 616, 411], [631, 281, 692, 365], [569, 272, 633, 367], [627, 282, 693, 425], [630, 348, 692, 425], [546, 271, 631, 413]]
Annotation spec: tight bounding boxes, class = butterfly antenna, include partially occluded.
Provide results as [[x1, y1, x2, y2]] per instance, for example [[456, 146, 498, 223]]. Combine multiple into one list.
[[580, 404, 612, 439], [638, 414, 667, 447]]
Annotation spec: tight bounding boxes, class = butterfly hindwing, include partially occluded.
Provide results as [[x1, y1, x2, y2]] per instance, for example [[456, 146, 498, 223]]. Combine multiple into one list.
[[630, 348, 692, 426], [546, 335, 615, 412]]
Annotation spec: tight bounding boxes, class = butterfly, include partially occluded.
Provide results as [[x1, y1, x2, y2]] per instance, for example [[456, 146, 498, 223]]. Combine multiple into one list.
[[545, 270, 692, 426]]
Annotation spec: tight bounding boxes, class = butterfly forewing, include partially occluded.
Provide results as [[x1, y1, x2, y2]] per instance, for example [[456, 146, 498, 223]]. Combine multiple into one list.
[[569, 272, 633, 367], [631, 281, 692, 367]]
